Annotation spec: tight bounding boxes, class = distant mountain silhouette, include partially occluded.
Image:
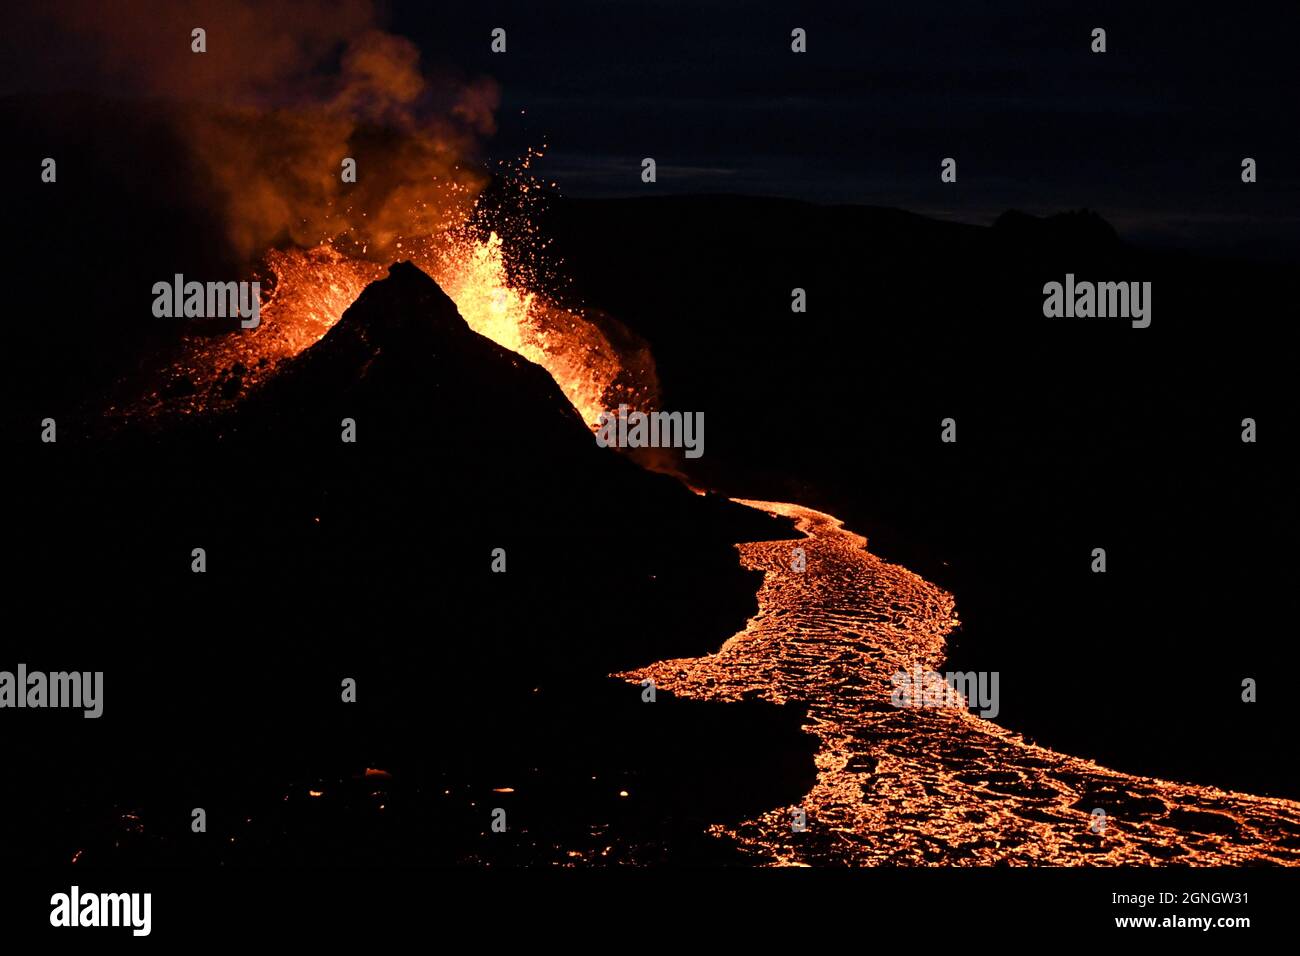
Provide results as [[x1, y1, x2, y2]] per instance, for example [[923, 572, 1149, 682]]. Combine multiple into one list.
[[993, 208, 1121, 250]]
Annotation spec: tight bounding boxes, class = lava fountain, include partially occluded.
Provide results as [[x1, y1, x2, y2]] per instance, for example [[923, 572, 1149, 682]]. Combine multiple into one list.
[[136, 213, 655, 427]]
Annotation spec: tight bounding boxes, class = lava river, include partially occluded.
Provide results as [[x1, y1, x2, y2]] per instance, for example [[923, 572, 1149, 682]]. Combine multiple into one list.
[[619, 500, 1300, 866]]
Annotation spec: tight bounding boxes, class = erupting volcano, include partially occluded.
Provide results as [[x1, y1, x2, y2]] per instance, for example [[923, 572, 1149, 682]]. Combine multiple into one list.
[[9, 2, 1296, 913], [130, 204, 657, 427]]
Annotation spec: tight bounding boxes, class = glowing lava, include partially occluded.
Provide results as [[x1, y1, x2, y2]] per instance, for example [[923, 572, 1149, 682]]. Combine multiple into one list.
[[138, 227, 653, 427], [619, 501, 1300, 866]]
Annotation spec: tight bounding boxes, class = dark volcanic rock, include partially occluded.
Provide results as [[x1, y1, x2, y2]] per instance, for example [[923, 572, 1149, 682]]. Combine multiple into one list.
[[238, 260, 592, 451], [217, 259, 792, 671], [1161, 808, 1242, 836]]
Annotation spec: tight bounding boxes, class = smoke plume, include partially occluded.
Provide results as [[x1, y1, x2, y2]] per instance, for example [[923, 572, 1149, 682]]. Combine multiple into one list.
[[19, 0, 499, 260]]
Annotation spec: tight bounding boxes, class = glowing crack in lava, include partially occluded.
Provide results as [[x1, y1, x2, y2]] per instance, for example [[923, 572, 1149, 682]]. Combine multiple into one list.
[[146, 228, 651, 426], [619, 502, 1300, 866]]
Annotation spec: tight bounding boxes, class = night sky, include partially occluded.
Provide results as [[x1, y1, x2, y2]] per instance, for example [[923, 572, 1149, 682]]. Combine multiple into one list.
[[389, 1, 1299, 253], [3, 2, 1295, 253]]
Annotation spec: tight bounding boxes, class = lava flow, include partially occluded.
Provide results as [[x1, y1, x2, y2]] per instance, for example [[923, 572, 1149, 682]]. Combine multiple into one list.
[[619, 502, 1300, 866]]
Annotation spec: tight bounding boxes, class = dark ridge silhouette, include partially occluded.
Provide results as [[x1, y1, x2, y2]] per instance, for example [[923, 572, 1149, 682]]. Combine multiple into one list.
[[992, 208, 1121, 249]]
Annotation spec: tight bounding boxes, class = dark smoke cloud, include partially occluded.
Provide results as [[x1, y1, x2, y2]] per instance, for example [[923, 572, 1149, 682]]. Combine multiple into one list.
[[8, 0, 499, 260]]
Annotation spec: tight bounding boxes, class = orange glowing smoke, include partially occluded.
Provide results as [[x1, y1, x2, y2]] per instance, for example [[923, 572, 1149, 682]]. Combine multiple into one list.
[[40, 2, 650, 427]]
